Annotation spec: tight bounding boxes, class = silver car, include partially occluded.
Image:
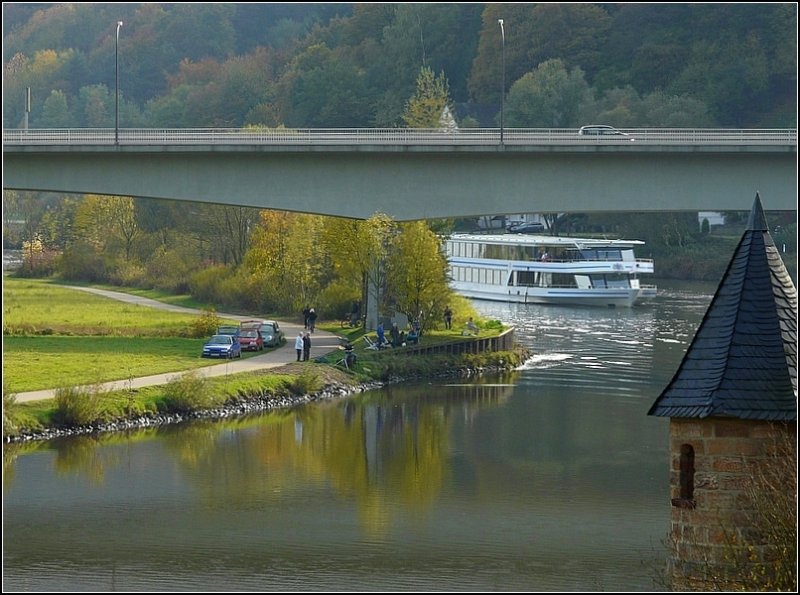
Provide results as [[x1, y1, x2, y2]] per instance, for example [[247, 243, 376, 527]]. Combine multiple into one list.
[[259, 320, 284, 347], [578, 125, 635, 141]]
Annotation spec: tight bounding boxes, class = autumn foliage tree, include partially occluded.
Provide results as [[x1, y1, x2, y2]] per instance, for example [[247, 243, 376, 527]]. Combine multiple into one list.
[[402, 66, 454, 128], [386, 220, 451, 332]]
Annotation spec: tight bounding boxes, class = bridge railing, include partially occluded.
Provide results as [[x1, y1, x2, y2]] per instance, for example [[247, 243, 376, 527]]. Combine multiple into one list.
[[3, 127, 797, 146]]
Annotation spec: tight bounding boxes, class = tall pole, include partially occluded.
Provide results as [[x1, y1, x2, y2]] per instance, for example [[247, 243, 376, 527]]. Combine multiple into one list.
[[115, 21, 123, 145], [498, 19, 505, 145]]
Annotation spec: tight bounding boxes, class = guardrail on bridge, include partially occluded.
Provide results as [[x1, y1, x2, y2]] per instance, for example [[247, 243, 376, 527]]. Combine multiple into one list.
[[3, 127, 797, 146]]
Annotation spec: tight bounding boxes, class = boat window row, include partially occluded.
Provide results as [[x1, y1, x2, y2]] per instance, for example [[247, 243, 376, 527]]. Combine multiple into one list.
[[446, 241, 630, 262], [578, 249, 625, 261], [450, 265, 507, 286], [515, 271, 575, 288], [447, 241, 555, 261]]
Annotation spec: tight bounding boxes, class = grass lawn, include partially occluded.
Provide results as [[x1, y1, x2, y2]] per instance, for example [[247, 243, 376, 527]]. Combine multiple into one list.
[[3, 277, 506, 394], [2, 335, 220, 392], [3, 278, 234, 336], [2, 277, 253, 393]]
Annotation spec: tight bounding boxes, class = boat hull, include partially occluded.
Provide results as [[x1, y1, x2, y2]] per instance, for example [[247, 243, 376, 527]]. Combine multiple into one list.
[[452, 283, 641, 308]]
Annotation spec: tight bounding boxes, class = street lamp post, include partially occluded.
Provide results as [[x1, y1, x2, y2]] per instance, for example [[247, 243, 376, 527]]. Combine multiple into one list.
[[498, 18, 505, 145], [115, 20, 123, 145]]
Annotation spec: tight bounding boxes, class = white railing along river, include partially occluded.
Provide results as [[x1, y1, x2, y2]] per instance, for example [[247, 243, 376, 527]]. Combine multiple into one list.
[[3, 127, 797, 146]]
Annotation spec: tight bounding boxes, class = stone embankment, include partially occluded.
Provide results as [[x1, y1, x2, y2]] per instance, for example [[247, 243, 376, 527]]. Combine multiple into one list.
[[5, 361, 522, 444], [6, 379, 379, 444]]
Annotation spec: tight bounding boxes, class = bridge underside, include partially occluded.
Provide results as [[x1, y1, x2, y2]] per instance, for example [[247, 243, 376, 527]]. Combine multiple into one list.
[[3, 148, 796, 219]]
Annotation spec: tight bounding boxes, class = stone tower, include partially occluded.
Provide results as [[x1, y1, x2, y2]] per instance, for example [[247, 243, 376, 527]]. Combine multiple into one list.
[[648, 194, 797, 590]]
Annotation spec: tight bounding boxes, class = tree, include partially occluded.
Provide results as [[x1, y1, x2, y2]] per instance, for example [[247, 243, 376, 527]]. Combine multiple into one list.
[[246, 211, 325, 313], [505, 59, 592, 127], [319, 214, 394, 327], [280, 44, 373, 127], [189, 204, 258, 267], [403, 65, 453, 128], [38, 89, 76, 127], [580, 86, 715, 127], [386, 221, 451, 332], [75, 84, 112, 127], [109, 197, 140, 262]]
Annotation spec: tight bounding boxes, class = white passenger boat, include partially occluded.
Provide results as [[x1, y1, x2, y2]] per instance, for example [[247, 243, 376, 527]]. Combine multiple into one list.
[[444, 233, 656, 307]]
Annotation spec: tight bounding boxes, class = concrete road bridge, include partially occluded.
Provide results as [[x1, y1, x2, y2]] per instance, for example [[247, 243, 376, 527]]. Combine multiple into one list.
[[3, 128, 796, 219]]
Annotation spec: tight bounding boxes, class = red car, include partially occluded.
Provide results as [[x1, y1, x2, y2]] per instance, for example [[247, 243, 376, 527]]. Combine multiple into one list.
[[238, 328, 264, 352]]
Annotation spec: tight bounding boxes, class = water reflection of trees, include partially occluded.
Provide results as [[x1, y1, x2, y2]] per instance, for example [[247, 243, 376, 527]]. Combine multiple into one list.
[[3, 442, 28, 490], [4, 382, 514, 534], [156, 381, 514, 535]]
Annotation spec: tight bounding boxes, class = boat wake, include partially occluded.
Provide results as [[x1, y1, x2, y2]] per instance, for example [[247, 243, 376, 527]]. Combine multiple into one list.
[[518, 352, 573, 370]]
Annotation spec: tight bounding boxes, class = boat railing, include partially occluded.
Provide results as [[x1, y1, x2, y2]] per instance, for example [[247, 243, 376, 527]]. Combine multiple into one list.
[[515, 282, 637, 289], [512, 257, 654, 266]]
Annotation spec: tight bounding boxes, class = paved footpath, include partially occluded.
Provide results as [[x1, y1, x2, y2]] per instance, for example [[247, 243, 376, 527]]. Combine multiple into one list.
[[12, 286, 342, 403]]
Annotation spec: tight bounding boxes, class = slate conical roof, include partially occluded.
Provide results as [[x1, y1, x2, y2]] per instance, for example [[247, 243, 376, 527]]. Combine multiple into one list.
[[649, 194, 797, 421]]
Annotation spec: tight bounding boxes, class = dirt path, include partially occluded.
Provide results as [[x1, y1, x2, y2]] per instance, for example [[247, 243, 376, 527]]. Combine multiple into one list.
[[12, 286, 342, 403]]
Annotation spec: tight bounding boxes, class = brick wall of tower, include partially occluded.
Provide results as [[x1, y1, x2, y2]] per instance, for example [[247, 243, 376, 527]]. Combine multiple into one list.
[[667, 418, 795, 591]]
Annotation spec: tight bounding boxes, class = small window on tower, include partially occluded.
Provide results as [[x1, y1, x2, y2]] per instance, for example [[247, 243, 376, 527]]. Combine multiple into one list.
[[672, 443, 696, 509]]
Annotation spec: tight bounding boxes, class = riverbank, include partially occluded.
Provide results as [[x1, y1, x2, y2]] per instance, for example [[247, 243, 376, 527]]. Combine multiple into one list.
[[4, 351, 530, 444], [3, 279, 529, 442]]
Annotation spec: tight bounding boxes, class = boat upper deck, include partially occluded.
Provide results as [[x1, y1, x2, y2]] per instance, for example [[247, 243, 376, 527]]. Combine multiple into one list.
[[447, 233, 645, 250]]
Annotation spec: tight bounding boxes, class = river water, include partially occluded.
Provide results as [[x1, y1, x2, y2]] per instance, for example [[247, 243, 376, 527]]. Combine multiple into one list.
[[2, 282, 714, 591]]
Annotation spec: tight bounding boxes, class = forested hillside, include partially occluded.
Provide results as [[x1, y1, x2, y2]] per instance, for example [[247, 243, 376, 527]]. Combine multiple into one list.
[[3, 3, 797, 129], [2, 3, 796, 311]]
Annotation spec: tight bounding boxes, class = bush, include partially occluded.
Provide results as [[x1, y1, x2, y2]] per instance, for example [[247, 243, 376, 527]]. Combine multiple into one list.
[[189, 264, 236, 305], [191, 308, 221, 339], [15, 246, 58, 278], [721, 431, 797, 591], [58, 241, 109, 283], [160, 371, 215, 413], [3, 389, 20, 436], [108, 260, 149, 287], [53, 384, 106, 426], [285, 371, 323, 395], [316, 281, 359, 323], [145, 246, 195, 293]]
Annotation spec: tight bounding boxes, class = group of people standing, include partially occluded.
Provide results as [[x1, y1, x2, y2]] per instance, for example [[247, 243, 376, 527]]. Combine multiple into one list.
[[295, 305, 319, 361], [295, 330, 312, 362]]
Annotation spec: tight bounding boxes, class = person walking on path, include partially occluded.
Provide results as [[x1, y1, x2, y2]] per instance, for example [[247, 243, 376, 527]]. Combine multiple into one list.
[[295, 331, 304, 361], [307, 308, 318, 333], [302, 331, 312, 361], [302, 306, 311, 329]]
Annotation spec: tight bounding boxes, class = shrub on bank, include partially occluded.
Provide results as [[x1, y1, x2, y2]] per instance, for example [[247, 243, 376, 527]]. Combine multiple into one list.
[[159, 371, 216, 413], [286, 371, 323, 395], [3, 390, 20, 435], [53, 384, 106, 426]]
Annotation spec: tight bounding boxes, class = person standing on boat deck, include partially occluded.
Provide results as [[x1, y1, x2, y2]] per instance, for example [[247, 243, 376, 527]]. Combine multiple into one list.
[[302, 331, 311, 361], [444, 306, 453, 330], [295, 331, 304, 362]]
